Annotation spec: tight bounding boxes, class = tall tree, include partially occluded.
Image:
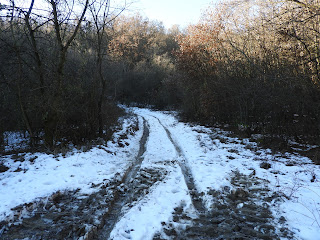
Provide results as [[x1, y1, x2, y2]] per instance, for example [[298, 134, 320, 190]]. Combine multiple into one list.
[[43, 0, 90, 146], [89, 0, 127, 136]]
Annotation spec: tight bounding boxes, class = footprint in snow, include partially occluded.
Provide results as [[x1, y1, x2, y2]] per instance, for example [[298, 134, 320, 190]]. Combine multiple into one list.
[[172, 188, 180, 194], [43, 181, 53, 185]]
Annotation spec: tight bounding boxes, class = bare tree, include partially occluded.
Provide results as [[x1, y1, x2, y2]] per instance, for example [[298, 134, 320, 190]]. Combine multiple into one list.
[[89, 0, 127, 136], [43, 0, 90, 146], [0, 0, 35, 144]]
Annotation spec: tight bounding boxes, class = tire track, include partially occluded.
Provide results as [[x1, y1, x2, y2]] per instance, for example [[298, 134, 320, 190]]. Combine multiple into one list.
[[152, 116, 206, 214], [88, 117, 150, 240], [0, 116, 149, 240]]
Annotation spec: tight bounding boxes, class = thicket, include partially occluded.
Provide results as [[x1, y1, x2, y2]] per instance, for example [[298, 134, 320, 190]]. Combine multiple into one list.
[[0, 0, 127, 150], [107, 15, 180, 107], [0, 1, 179, 151], [1, 0, 319, 152], [173, 0, 320, 142], [105, 0, 320, 143]]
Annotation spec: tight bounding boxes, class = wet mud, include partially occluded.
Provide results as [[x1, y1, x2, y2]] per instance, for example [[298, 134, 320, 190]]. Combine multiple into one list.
[[153, 171, 294, 240], [0, 115, 295, 240], [154, 117, 206, 214]]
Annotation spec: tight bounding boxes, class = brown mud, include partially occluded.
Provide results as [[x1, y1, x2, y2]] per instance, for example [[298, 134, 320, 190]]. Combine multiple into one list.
[[0, 115, 295, 240]]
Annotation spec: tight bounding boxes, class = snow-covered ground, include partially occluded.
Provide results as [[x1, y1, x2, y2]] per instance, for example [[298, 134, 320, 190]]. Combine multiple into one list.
[[0, 115, 144, 223], [1, 107, 320, 240], [130, 108, 320, 240], [109, 110, 195, 239]]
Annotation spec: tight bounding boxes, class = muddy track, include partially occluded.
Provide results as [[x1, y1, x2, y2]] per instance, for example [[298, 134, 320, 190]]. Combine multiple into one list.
[[0, 116, 150, 240], [0, 112, 297, 240], [154, 171, 294, 240], [90, 117, 150, 240], [153, 117, 206, 214]]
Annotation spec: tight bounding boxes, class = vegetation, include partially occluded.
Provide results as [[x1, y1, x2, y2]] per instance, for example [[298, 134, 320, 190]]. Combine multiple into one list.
[[0, 0, 126, 149], [1, 0, 319, 152], [174, 0, 320, 143]]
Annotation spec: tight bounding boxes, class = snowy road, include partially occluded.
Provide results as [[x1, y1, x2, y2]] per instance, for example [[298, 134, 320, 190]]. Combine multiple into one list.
[[1, 107, 320, 239], [103, 108, 320, 240], [106, 110, 206, 240]]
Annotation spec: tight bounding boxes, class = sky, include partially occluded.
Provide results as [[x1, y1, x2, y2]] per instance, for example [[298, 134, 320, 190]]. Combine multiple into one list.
[[1, 0, 215, 29], [131, 0, 215, 29]]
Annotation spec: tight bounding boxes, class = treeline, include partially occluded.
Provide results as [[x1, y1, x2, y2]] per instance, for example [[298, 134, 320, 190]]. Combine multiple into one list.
[[109, 0, 320, 142], [1, 0, 319, 151], [0, 0, 179, 150], [0, 0, 125, 149], [172, 0, 320, 141], [115, 0, 320, 142], [106, 15, 179, 107]]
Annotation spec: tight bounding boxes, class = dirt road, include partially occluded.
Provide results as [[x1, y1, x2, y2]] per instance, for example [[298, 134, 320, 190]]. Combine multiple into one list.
[[1, 108, 318, 239]]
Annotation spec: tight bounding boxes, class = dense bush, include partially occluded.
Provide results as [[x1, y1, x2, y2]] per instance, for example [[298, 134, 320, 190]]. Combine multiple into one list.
[[173, 0, 320, 141], [1, 0, 319, 152], [0, 0, 125, 150]]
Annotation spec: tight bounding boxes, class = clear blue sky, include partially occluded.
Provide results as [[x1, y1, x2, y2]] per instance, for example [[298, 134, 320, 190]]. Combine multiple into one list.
[[131, 0, 215, 28]]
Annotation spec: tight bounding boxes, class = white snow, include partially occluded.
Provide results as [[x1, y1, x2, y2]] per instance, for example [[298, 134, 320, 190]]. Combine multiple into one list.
[[3, 131, 30, 152], [1, 107, 320, 240], [0, 116, 143, 222], [110, 109, 194, 239], [131, 107, 320, 240], [109, 166, 193, 240]]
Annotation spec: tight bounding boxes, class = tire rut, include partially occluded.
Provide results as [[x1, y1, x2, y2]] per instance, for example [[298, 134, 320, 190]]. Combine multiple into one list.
[[154, 171, 294, 240], [92, 117, 150, 240], [152, 116, 206, 214], [0, 116, 150, 240]]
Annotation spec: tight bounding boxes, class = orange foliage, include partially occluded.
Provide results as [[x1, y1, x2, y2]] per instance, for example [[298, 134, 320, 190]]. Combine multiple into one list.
[[175, 7, 225, 79], [108, 15, 162, 65]]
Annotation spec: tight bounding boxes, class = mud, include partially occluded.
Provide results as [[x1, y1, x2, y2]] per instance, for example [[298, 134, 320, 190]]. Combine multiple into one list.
[[153, 171, 294, 240], [95, 166, 167, 240], [93, 118, 150, 240], [154, 117, 206, 214], [0, 117, 151, 240], [0, 115, 296, 240], [0, 178, 121, 240]]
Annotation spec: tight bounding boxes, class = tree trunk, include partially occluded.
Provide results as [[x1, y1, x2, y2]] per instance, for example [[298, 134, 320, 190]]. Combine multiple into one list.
[[43, 0, 89, 148]]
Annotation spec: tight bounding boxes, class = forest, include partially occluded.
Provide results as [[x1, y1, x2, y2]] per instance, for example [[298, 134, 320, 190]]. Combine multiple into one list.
[[0, 0, 319, 151]]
